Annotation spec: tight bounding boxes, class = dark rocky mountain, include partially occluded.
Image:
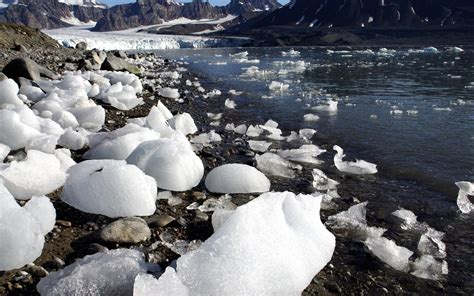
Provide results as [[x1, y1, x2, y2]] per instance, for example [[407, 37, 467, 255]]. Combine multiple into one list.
[[93, 0, 281, 32], [238, 0, 474, 30], [0, 0, 106, 29]]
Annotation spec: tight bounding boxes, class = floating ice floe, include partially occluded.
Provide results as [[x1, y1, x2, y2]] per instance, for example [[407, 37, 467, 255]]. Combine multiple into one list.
[[333, 145, 377, 175], [0, 182, 55, 271], [278, 144, 326, 165], [84, 124, 160, 160], [392, 208, 419, 229], [312, 100, 338, 113], [228, 89, 242, 96], [127, 138, 204, 192], [447, 47, 464, 53], [364, 236, 414, 272], [281, 49, 301, 57], [205, 164, 270, 194], [206, 112, 222, 121], [304, 114, 319, 121], [224, 98, 236, 109], [455, 181, 473, 214], [0, 150, 67, 200], [256, 152, 302, 179], [142, 192, 335, 295], [326, 202, 386, 241], [268, 81, 289, 91], [37, 249, 153, 296], [61, 160, 157, 217]]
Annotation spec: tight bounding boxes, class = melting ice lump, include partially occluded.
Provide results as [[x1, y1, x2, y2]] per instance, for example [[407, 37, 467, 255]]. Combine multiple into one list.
[[205, 164, 271, 194], [0, 182, 55, 271], [364, 236, 414, 272], [256, 152, 302, 179], [168, 113, 198, 136], [127, 138, 204, 192], [410, 255, 448, 280], [0, 109, 42, 150], [333, 145, 377, 175], [61, 160, 157, 218], [152, 192, 335, 295], [37, 249, 151, 296], [455, 181, 473, 214], [0, 150, 67, 200], [158, 87, 180, 100]]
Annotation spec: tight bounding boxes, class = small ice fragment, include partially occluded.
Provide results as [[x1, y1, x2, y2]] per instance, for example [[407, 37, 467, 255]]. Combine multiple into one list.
[[410, 255, 448, 280], [333, 145, 377, 175], [256, 152, 302, 179], [225, 98, 236, 109], [248, 140, 272, 153], [455, 181, 473, 214], [364, 236, 414, 272], [268, 81, 289, 91], [304, 114, 320, 121]]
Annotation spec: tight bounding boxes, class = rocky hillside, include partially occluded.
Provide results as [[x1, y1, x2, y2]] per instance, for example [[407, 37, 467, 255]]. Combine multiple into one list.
[[238, 0, 474, 30], [0, 23, 59, 50], [0, 0, 106, 29]]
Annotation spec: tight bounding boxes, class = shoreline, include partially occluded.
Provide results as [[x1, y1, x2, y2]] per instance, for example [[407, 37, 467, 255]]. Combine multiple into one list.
[[0, 43, 472, 294]]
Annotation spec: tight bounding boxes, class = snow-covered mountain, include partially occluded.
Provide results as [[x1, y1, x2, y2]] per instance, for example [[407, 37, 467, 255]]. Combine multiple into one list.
[[238, 0, 474, 30], [0, 0, 106, 29]]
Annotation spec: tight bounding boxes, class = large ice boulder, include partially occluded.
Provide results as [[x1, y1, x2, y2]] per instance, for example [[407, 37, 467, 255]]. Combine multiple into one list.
[[0, 78, 24, 107], [37, 249, 151, 296], [150, 192, 335, 295], [61, 160, 157, 218], [0, 150, 67, 200], [127, 138, 204, 192], [205, 164, 271, 194], [168, 113, 198, 136], [23, 196, 56, 235], [84, 124, 160, 160]]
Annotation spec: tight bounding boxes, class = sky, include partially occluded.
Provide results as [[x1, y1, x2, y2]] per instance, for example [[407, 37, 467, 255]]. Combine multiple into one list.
[[101, 0, 290, 7]]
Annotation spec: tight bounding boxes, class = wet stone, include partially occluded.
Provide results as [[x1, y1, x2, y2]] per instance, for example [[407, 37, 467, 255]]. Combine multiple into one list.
[[99, 217, 151, 244]]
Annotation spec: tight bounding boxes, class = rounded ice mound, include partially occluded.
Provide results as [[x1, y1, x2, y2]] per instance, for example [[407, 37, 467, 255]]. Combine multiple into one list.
[[23, 196, 56, 236], [0, 150, 67, 200], [61, 160, 157, 218], [205, 164, 271, 194], [37, 249, 150, 296], [156, 192, 335, 295], [127, 138, 204, 192]]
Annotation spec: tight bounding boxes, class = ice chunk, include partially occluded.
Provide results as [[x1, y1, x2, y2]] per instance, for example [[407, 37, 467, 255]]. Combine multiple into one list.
[[58, 127, 86, 150], [37, 249, 151, 296], [418, 227, 446, 259], [145, 106, 175, 138], [248, 140, 272, 153], [69, 105, 105, 132], [168, 113, 198, 136], [299, 129, 317, 141], [225, 98, 236, 109], [54, 148, 76, 172], [100, 82, 142, 111], [0, 150, 66, 200], [392, 209, 418, 229], [0, 109, 42, 150], [256, 152, 302, 179], [61, 160, 157, 217], [304, 114, 319, 121], [455, 181, 473, 214], [84, 124, 160, 160], [205, 164, 270, 194], [0, 182, 45, 271], [364, 236, 414, 272], [156, 101, 173, 120], [312, 100, 338, 113], [134, 269, 189, 296], [158, 87, 179, 99], [198, 194, 236, 213], [162, 192, 335, 295], [23, 196, 56, 236], [127, 138, 204, 192], [268, 81, 289, 91], [278, 144, 326, 165], [206, 112, 222, 121], [25, 134, 59, 154], [410, 255, 448, 280], [0, 79, 24, 107], [423, 46, 439, 53], [333, 145, 377, 175], [246, 125, 263, 138], [233, 124, 247, 134], [190, 131, 222, 147], [312, 168, 339, 191], [326, 202, 386, 241], [20, 85, 45, 103]]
